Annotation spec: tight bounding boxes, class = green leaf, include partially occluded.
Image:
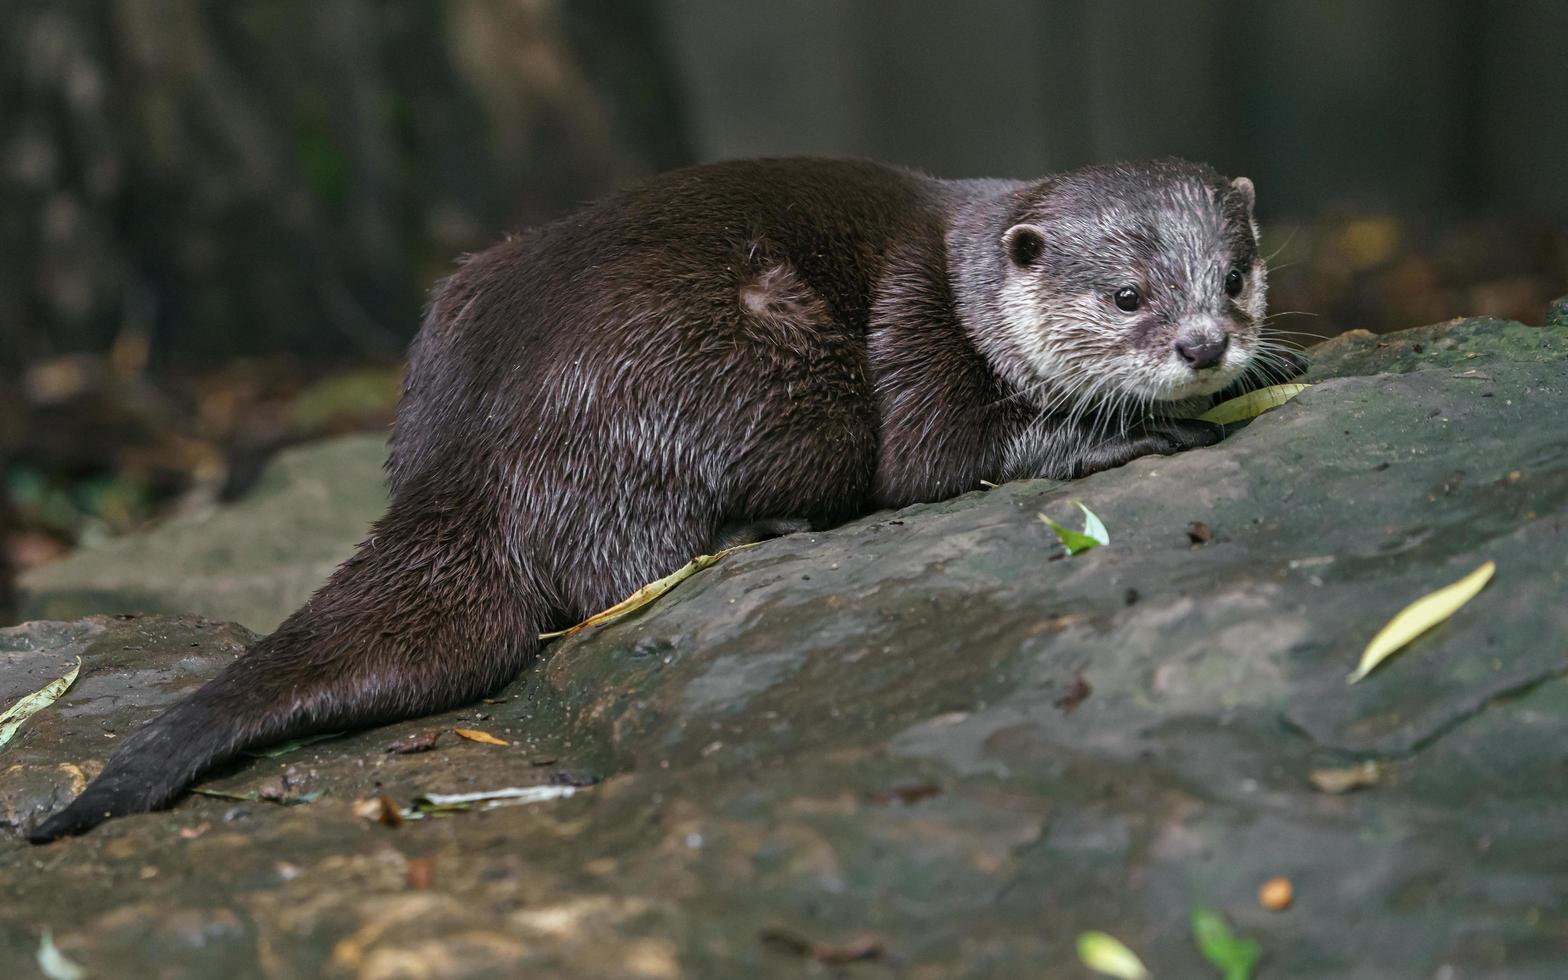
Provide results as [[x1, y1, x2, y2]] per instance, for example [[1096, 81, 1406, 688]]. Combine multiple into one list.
[[1191, 906, 1260, 980], [1199, 383, 1311, 425], [37, 930, 85, 980], [1039, 502, 1109, 556], [1077, 931, 1150, 979], [1076, 501, 1110, 546], [0, 658, 81, 751]]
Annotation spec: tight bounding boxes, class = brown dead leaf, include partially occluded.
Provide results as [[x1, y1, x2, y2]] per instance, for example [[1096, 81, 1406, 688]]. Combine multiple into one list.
[[1054, 672, 1092, 713], [178, 822, 211, 840], [386, 729, 442, 754], [405, 855, 435, 890], [454, 728, 509, 746], [759, 929, 885, 965], [353, 794, 405, 827], [868, 783, 942, 805], [1309, 761, 1381, 794]]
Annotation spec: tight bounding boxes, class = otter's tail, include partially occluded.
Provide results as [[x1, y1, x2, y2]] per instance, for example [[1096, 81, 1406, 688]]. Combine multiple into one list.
[[29, 493, 542, 842]]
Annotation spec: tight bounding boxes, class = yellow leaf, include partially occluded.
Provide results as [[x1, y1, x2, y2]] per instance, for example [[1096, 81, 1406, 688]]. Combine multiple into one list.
[[453, 728, 509, 746], [539, 541, 760, 640], [1077, 931, 1150, 979], [1347, 560, 1496, 684], [1199, 383, 1311, 425], [0, 657, 80, 750]]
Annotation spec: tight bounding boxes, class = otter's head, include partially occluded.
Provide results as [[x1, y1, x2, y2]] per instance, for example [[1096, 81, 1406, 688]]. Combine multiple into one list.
[[996, 159, 1266, 407]]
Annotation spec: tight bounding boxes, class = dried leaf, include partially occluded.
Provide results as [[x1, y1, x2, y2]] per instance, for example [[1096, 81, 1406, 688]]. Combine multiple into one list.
[[37, 930, 85, 980], [758, 929, 885, 964], [1309, 761, 1381, 794], [1040, 501, 1109, 556], [1347, 560, 1495, 684], [410, 785, 580, 816], [453, 727, 509, 746], [386, 729, 442, 754], [0, 658, 81, 750], [1191, 906, 1260, 980], [192, 786, 323, 806], [405, 855, 435, 890], [1077, 931, 1150, 979], [352, 794, 404, 827], [1199, 383, 1312, 425], [539, 541, 760, 639]]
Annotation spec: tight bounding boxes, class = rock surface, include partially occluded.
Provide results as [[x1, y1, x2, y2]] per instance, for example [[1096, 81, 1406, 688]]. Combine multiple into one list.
[[3, 317, 1567, 978], [17, 437, 388, 632]]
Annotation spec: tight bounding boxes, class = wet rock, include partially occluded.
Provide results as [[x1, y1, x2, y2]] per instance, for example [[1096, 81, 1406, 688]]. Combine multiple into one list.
[[17, 436, 388, 632], [2, 317, 1567, 978]]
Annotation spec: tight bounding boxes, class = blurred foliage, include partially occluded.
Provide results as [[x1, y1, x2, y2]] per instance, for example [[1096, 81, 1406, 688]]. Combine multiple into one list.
[[0, 0, 690, 370]]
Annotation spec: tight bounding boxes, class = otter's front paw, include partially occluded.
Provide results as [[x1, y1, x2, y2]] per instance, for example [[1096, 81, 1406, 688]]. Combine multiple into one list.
[[1133, 417, 1224, 453], [1076, 418, 1222, 476]]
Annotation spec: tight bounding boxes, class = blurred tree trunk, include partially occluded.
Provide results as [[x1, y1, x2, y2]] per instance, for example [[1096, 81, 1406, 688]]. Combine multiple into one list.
[[0, 0, 692, 371]]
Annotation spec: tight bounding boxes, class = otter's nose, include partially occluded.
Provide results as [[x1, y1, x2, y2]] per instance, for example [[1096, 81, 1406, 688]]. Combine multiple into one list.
[[1175, 335, 1229, 370]]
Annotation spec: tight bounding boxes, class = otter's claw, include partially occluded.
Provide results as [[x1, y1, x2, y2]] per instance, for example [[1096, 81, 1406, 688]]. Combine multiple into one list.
[[1075, 418, 1223, 476]]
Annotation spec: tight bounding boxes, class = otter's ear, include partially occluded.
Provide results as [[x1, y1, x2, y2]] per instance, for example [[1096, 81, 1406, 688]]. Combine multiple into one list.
[[1002, 223, 1046, 267], [1229, 177, 1256, 214]]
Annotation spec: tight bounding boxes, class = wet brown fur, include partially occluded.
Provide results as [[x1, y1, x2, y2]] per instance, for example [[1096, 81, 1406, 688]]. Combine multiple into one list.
[[30, 158, 1264, 841]]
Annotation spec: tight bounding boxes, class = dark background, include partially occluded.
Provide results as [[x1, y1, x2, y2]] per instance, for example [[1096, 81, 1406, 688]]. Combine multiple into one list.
[[3, 0, 1566, 612]]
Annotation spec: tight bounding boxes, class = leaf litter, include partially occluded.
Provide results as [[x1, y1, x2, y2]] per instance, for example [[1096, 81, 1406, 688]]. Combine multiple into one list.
[[1040, 501, 1110, 556], [1347, 560, 1495, 684], [0, 658, 81, 751], [1077, 930, 1149, 979], [1191, 906, 1260, 980], [540, 541, 760, 639], [1198, 383, 1311, 425]]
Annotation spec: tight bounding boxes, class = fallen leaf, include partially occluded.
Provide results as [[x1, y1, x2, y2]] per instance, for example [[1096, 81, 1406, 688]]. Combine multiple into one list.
[[353, 794, 404, 827], [1040, 501, 1109, 556], [1199, 383, 1312, 425], [178, 822, 211, 840], [1078, 930, 1149, 979], [192, 787, 324, 806], [1347, 560, 1495, 684], [386, 729, 442, 754], [410, 785, 581, 817], [1054, 673, 1092, 713], [36, 930, 85, 980], [405, 855, 436, 890], [1076, 501, 1110, 545], [758, 929, 885, 964], [867, 783, 942, 805], [1309, 761, 1381, 794], [1, 658, 81, 750], [454, 727, 509, 746], [540, 541, 760, 639], [1191, 906, 1261, 980]]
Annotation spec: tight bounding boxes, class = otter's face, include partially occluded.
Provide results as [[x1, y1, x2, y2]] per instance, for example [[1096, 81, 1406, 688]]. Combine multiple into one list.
[[997, 162, 1267, 407]]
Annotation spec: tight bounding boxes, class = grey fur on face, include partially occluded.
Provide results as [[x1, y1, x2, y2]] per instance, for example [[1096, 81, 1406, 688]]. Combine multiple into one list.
[[990, 159, 1268, 408]]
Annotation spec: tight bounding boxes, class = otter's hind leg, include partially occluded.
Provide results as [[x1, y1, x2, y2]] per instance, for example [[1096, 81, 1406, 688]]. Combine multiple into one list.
[[30, 481, 547, 842]]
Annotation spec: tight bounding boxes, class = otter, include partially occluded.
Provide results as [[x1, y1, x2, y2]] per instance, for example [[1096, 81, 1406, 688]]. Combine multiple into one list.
[[29, 157, 1296, 842]]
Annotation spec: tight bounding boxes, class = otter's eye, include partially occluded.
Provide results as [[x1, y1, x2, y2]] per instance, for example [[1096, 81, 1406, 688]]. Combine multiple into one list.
[[1113, 287, 1142, 312], [1224, 267, 1246, 297]]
